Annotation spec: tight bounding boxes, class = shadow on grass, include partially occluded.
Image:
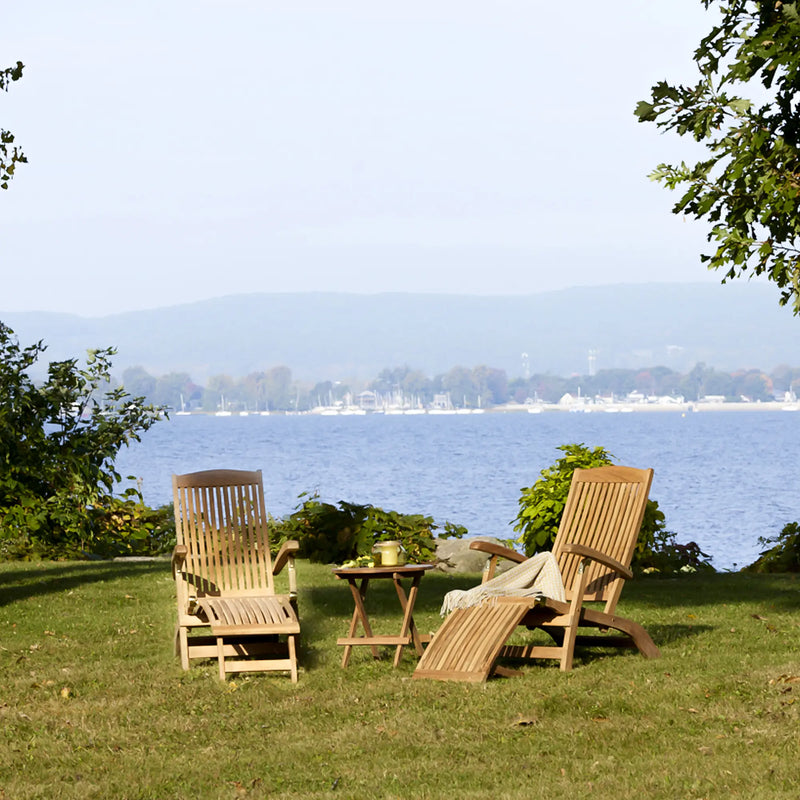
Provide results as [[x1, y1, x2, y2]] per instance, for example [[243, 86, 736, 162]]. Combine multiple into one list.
[[629, 572, 800, 611], [0, 560, 169, 608]]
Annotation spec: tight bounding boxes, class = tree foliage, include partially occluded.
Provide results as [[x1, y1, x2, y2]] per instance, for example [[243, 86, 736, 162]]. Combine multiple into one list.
[[1, 61, 26, 190], [0, 323, 169, 558], [636, 1, 800, 313]]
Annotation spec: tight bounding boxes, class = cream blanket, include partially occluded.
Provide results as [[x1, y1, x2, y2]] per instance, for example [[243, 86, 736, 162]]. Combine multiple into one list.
[[440, 551, 565, 615]]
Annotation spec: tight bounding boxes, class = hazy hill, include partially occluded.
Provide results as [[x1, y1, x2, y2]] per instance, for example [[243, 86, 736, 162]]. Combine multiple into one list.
[[3, 283, 799, 382]]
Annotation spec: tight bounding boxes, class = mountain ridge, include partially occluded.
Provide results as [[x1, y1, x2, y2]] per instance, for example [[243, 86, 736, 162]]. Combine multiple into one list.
[[3, 282, 799, 382]]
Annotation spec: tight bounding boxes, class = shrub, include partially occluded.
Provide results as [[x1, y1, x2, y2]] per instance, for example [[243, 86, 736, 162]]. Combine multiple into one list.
[[744, 522, 800, 573], [0, 323, 165, 559], [270, 492, 466, 564], [513, 443, 713, 574], [514, 443, 617, 553]]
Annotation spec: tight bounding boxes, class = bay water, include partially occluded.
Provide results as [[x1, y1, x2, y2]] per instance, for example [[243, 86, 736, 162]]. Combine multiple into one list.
[[115, 410, 800, 571]]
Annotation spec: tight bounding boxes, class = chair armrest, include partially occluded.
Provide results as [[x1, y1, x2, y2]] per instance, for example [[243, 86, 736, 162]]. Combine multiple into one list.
[[172, 544, 188, 572], [468, 539, 527, 564], [273, 540, 300, 576], [561, 543, 633, 580], [469, 539, 527, 582]]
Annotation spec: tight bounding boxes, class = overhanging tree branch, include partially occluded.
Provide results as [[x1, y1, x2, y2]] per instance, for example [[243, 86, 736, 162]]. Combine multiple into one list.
[[636, 1, 800, 314], [1, 61, 27, 190]]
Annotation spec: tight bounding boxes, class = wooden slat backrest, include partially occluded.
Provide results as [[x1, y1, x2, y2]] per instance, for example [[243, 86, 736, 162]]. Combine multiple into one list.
[[553, 466, 653, 613], [172, 469, 275, 597]]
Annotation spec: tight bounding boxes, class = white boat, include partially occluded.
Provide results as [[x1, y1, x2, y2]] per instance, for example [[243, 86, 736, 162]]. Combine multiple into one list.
[[215, 395, 232, 417], [176, 393, 191, 416]]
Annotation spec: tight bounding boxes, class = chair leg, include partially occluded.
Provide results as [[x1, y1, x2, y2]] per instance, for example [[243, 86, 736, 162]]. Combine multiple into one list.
[[177, 627, 190, 671], [559, 557, 591, 672], [217, 637, 226, 680], [559, 617, 579, 671], [288, 635, 298, 684]]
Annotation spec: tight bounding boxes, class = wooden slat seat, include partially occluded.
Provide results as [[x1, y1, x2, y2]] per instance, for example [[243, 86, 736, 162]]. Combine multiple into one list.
[[413, 603, 532, 682], [172, 469, 301, 681], [198, 596, 301, 634], [414, 465, 661, 682]]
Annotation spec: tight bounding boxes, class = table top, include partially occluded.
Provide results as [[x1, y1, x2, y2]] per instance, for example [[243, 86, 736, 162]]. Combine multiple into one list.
[[332, 563, 434, 578]]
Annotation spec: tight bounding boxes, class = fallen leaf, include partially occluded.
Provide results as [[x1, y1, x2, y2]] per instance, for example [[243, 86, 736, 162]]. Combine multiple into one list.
[[60, 687, 74, 699], [698, 746, 713, 755], [751, 614, 767, 621], [687, 708, 699, 714], [513, 714, 539, 727]]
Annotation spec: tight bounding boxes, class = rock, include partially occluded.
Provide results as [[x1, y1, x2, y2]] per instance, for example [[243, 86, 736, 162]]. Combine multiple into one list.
[[434, 536, 515, 574]]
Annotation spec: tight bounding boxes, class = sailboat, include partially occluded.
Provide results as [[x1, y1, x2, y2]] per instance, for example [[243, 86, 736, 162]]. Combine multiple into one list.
[[176, 393, 191, 415], [215, 395, 232, 417]]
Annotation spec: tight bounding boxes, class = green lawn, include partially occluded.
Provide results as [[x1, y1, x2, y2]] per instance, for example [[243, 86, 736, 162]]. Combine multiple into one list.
[[1, 560, 799, 799]]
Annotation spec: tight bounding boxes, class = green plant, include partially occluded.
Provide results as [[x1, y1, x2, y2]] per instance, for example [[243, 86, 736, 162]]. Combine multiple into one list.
[[0, 323, 165, 559], [513, 442, 712, 574], [745, 521, 800, 573], [270, 492, 466, 564], [635, 527, 715, 575], [514, 443, 617, 554]]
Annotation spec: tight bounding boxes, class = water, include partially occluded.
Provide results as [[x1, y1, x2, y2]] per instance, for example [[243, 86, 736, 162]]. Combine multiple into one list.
[[116, 410, 800, 571]]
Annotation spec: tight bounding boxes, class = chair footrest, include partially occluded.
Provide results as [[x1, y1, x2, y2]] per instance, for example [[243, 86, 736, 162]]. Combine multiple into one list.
[[413, 603, 532, 682]]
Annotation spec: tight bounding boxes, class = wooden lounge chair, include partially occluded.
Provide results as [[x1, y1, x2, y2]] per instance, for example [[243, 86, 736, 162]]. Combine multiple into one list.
[[171, 469, 301, 681], [413, 465, 661, 682]]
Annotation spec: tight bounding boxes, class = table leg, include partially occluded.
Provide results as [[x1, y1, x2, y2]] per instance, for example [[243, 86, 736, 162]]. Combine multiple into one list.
[[392, 573, 424, 667], [341, 577, 379, 667]]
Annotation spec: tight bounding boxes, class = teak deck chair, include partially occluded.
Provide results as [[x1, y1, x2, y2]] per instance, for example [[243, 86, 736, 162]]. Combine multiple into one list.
[[171, 469, 301, 681], [413, 465, 661, 682]]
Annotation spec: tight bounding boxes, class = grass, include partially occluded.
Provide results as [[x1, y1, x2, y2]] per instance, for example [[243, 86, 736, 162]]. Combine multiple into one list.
[[1, 560, 799, 800]]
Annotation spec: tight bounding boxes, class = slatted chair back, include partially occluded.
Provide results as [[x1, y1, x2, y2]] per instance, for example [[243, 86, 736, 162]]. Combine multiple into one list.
[[553, 465, 653, 614], [173, 469, 276, 598]]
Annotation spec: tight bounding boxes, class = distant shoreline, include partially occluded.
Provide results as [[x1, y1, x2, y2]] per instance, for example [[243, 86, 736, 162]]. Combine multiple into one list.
[[496, 401, 799, 414], [172, 400, 800, 417]]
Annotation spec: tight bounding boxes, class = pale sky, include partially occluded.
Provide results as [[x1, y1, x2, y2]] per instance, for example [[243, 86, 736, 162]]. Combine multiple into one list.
[[2, 0, 723, 316]]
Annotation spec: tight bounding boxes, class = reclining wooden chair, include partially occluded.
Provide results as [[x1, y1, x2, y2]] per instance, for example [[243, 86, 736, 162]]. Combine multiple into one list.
[[413, 465, 660, 682], [172, 469, 300, 681]]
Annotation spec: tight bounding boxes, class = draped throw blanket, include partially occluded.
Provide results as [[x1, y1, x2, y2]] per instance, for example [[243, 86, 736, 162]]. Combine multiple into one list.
[[440, 551, 565, 616]]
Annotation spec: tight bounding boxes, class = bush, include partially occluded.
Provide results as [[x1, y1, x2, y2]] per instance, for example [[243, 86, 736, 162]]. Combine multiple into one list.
[[513, 443, 713, 574], [514, 443, 617, 553], [744, 522, 800, 573], [270, 492, 466, 564], [0, 323, 165, 559]]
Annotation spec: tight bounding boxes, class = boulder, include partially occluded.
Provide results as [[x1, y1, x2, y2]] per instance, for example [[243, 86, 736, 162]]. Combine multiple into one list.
[[434, 536, 516, 574]]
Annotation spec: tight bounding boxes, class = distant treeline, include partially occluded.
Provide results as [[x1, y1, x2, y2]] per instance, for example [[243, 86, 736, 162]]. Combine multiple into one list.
[[120, 363, 800, 412]]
